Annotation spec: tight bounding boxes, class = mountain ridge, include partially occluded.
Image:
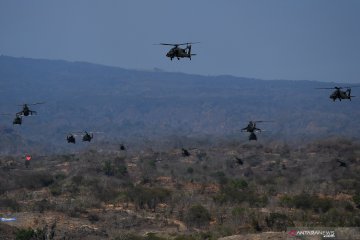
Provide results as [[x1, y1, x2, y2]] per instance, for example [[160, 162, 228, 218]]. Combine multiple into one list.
[[0, 55, 359, 154]]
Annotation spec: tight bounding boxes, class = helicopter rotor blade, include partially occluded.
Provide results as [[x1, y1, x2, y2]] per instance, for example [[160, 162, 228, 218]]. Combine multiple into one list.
[[182, 42, 200, 45], [155, 43, 179, 46], [155, 42, 200, 46], [16, 102, 46, 106], [29, 102, 46, 105], [315, 88, 338, 90], [314, 86, 360, 90]]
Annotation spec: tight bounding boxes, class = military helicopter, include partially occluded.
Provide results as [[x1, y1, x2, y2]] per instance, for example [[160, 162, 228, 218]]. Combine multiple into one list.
[[13, 114, 22, 125], [66, 133, 76, 144], [16, 102, 45, 116], [156, 42, 199, 60], [120, 144, 127, 151], [182, 148, 191, 157], [241, 121, 272, 141], [316, 86, 356, 101], [82, 131, 93, 142]]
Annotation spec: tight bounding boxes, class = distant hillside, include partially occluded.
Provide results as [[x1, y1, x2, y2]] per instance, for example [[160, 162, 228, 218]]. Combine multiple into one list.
[[0, 55, 359, 153]]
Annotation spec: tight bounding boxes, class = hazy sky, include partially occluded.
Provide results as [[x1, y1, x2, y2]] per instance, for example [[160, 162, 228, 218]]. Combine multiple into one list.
[[0, 0, 359, 83]]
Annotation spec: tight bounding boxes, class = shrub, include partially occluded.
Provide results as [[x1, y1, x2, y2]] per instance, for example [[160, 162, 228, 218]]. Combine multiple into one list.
[[185, 204, 211, 228], [71, 175, 83, 185], [279, 195, 293, 207], [32, 199, 53, 213], [265, 212, 294, 231], [145, 233, 167, 240], [211, 171, 228, 186], [88, 213, 100, 223], [16, 172, 54, 189], [49, 183, 62, 196], [114, 233, 143, 240], [0, 198, 20, 211], [126, 186, 171, 211], [15, 228, 44, 240], [282, 194, 332, 213], [292, 193, 312, 210], [353, 193, 360, 206], [103, 160, 115, 176], [117, 165, 128, 176]]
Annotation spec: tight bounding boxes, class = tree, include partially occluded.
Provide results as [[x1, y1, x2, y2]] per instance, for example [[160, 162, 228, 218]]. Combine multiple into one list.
[[185, 204, 211, 228]]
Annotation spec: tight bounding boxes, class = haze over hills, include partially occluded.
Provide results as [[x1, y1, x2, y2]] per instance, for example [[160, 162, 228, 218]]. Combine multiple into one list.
[[0, 55, 359, 154]]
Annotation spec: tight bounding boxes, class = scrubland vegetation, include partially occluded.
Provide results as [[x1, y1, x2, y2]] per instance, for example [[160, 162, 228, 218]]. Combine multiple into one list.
[[0, 137, 359, 239]]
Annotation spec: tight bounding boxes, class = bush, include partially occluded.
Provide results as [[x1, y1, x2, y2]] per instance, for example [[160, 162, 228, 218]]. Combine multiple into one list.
[[265, 213, 294, 231], [353, 193, 360, 206], [88, 213, 100, 223], [185, 204, 211, 228], [15, 228, 44, 240], [145, 233, 167, 240], [32, 199, 53, 213], [114, 233, 143, 240], [16, 228, 35, 240], [126, 186, 171, 211], [71, 175, 83, 185], [211, 171, 228, 186], [0, 198, 20, 211], [16, 172, 54, 189], [103, 160, 115, 176], [103, 161, 128, 177], [213, 179, 254, 205], [292, 193, 312, 210], [282, 194, 332, 213], [49, 183, 62, 196], [279, 195, 293, 207]]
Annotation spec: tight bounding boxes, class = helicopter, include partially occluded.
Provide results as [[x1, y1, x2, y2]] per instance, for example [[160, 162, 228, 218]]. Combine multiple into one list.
[[16, 102, 45, 116], [156, 42, 199, 60], [120, 144, 127, 151], [66, 134, 76, 144], [182, 148, 191, 157], [316, 86, 356, 101], [13, 114, 22, 125], [241, 121, 272, 141], [82, 131, 93, 142]]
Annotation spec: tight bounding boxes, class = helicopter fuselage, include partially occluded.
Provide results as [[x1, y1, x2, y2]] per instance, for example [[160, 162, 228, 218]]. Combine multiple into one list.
[[166, 47, 191, 60], [249, 132, 258, 141], [242, 122, 261, 133], [67, 135, 76, 144], [82, 133, 93, 142], [18, 105, 37, 116], [13, 116, 22, 125], [330, 89, 352, 101]]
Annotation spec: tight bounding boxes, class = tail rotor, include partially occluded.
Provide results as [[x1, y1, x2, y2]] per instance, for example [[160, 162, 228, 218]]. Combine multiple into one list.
[[346, 88, 355, 100]]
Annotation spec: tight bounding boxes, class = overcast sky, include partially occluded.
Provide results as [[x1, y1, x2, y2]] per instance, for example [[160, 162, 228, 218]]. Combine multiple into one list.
[[0, 0, 359, 83]]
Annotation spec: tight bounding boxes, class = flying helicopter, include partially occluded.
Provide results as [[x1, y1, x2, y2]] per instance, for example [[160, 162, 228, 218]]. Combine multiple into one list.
[[16, 102, 45, 116], [66, 133, 76, 144], [13, 114, 22, 125], [82, 131, 93, 142], [316, 86, 356, 101], [155, 42, 199, 60], [182, 148, 191, 157], [241, 120, 272, 141]]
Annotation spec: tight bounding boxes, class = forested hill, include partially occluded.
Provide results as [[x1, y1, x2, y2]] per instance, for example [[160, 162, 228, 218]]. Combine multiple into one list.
[[0, 55, 359, 153]]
